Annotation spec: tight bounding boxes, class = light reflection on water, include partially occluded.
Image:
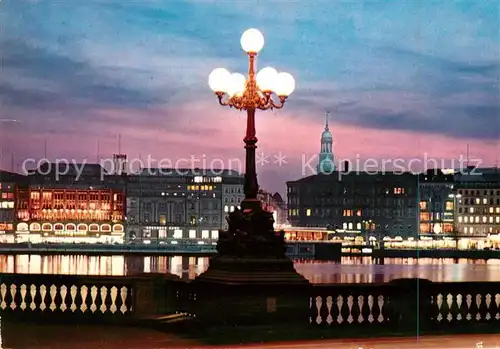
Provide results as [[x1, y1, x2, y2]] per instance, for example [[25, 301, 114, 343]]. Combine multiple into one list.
[[1, 254, 500, 284]]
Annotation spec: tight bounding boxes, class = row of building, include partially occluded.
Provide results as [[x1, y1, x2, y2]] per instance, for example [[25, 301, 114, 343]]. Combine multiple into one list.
[[1, 115, 498, 247], [0, 161, 287, 244], [285, 114, 500, 249]]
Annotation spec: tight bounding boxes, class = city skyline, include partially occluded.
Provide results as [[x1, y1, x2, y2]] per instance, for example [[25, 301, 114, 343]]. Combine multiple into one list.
[[1, 0, 499, 194]]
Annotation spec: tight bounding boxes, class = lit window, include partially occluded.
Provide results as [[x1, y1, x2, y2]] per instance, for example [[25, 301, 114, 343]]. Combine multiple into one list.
[[159, 215, 166, 225], [483, 216, 487, 223], [173, 229, 183, 239], [464, 216, 469, 223], [446, 202, 454, 210], [419, 201, 427, 210], [230, 206, 235, 212], [489, 217, 493, 223], [194, 176, 203, 183], [201, 230, 209, 239], [476, 198, 480, 204], [458, 216, 463, 223], [496, 208, 500, 214], [343, 223, 347, 230], [348, 222, 353, 230], [356, 223, 361, 230], [475, 216, 479, 223], [496, 217, 500, 223], [306, 208, 311, 216], [483, 198, 487, 204], [394, 187, 404, 194], [470, 226, 474, 234], [211, 230, 219, 239], [224, 205, 229, 213], [464, 227, 468, 234], [469, 207, 474, 213], [490, 207, 494, 213], [189, 230, 196, 239]]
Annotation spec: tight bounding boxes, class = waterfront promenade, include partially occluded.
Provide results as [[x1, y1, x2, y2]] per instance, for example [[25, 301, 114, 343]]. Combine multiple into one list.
[[1, 242, 499, 259], [1, 323, 498, 348]]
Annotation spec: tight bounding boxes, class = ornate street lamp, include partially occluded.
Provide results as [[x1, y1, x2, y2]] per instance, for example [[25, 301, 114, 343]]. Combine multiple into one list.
[[194, 30, 307, 326], [208, 28, 295, 212]]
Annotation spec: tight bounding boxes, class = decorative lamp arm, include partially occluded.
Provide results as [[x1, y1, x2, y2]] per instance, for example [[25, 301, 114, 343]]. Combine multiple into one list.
[[216, 92, 231, 106], [269, 95, 287, 109]]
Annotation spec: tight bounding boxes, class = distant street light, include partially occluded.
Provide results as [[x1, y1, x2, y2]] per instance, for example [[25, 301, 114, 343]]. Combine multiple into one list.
[[208, 28, 295, 210]]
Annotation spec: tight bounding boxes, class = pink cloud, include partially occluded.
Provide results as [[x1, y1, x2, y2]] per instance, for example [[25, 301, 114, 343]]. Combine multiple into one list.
[[1, 99, 497, 192]]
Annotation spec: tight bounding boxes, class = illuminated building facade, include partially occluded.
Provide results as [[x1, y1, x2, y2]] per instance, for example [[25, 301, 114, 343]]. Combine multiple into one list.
[[221, 176, 245, 230], [418, 170, 455, 236], [15, 162, 126, 243], [286, 172, 419, 239], [0, 171, 25, 241], [257, 189, 288, 227], [453, 169, 500, 247], [126, 169, 243, 243]]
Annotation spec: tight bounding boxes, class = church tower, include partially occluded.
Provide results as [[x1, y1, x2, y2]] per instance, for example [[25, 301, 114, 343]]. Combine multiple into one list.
[[317, 111, 336, 174]]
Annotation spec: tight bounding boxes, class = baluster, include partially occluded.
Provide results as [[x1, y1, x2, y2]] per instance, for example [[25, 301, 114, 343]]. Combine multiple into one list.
[[70, 285, 79, 313], [59, 285, 68, 312], [19, 284, 27, 311], [456, 293, 466, 322], [27, 284, 37, 312], [313, 296, 322, 324], [98, 286, 108, 314], [484, 294, 493, 322], [436, 293, 445, 323], [377, 295, 385, 323], [494, 294, 500, 321], [333, 295, 342, 325], [89, 286, 98, 313], [9, 284, 17, 311], [0, 283, 7, 311], [39, 285, 48, 312], [49, 285, 57, 312], [77, 285, 88, 314], [325, 296, 333, 325], [365, 294, 375, 324], [476, 293, 488, 323], [108, 286, 118, 314]]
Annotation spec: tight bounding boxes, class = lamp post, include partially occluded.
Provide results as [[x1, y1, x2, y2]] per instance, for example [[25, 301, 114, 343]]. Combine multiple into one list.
[[194, 31, 308, 326], [208, 28, 295, 212]]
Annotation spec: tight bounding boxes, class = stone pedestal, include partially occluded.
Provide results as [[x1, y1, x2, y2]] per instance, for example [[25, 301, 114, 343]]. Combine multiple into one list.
[[389, 278, 433, 333], [193, 256, 311, 326]]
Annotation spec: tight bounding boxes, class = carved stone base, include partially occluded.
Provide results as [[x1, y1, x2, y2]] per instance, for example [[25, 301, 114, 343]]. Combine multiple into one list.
[[193, 256, 311, 326], [195, 255, 309, 285]]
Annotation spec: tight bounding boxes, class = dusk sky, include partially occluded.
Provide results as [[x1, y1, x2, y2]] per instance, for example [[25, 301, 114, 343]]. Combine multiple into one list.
[[1, 0, 499, 194]]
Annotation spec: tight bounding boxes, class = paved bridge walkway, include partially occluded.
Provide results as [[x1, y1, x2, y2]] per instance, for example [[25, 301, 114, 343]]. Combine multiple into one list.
[[1, 323, 498, 348]]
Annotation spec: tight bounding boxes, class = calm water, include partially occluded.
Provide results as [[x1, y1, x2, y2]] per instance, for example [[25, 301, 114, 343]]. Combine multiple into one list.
[[1, 254, 500, 283]]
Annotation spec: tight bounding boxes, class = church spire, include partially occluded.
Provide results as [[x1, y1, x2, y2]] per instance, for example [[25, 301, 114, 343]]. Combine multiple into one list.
[[317, 110, 335, 174]]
